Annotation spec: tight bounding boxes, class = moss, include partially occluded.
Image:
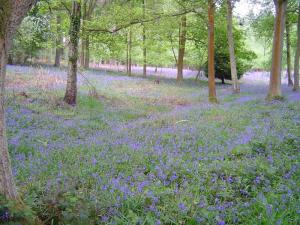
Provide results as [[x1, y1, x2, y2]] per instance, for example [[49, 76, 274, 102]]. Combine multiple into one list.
[[209, 96, 218, 104], [0, 0, 12, 38], [266, 94, 285, 101], [69, 4, 81, 45]]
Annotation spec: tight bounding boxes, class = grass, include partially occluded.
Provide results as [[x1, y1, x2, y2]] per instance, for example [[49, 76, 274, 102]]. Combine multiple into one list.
[[1, 65, 300, 225]]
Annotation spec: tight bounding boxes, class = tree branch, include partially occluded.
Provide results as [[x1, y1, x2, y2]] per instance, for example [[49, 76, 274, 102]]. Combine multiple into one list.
[[86, 9, 194, 33], [61, 2, 71, 15]]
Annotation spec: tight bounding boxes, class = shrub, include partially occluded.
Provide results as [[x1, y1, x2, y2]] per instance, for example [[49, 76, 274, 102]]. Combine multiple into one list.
[[205, 50, 256, 84]]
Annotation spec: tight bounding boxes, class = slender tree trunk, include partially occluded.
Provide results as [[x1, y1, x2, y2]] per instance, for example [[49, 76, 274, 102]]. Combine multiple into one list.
[[80, 39, 85, 67], [208, 0, 217, 103], [82, 0, 97, 69], [84, 35, 89, 68], [177, 15, 187, 82], [64, 1, 81, 105], [267, 0, 287, 100], [80, 1, 87, 68], [294, 2, 300, 91], [169, 33, 178, 65], [142, 0, 147, 77], [226, 0, 240, 93], [195, 65, 202, 81], [126, 36, 129, 74], [127, 27, 132, 76], [0, 0, 35, 200], [286, 18, 293, 86], [221, 75, 225, 84], [54, 15, 63, 67]]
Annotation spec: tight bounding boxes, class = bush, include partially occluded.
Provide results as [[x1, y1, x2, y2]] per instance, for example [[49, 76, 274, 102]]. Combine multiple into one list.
[[9, 15, 50, 64], [204, 6, 257, 84], [0, 195, 38, 225], [205, 50, 256, 84]]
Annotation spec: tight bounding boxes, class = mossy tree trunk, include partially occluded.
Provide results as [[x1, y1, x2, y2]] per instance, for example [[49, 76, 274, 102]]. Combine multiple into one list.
[[0, 0, 35, 200], [64, 1, 81, 105], [208, 0, 217, 103], [267, 0, 287, 100]]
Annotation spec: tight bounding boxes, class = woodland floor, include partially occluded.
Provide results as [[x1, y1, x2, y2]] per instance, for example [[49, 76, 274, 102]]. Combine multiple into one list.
[[2, 65, 300, 225]]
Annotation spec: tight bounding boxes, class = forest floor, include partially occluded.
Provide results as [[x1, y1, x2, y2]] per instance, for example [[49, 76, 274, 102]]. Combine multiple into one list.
[[89, 63, 199, 79], [2, 65, 300, 225]]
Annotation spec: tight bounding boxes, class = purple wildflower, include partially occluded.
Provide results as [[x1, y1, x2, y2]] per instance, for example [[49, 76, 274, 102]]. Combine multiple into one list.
[[217, 220, 225, 225], [178, 202, 187, 212]]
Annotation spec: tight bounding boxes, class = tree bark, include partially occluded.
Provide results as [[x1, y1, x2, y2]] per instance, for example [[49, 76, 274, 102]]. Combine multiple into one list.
[[208, 0, 217, 103], [169, 33, 178, 65], [54, 14, 63, 67], [227, 0, 240, 93], [0, 38, 17, 200], [0, 0, 36, 200], [294, 2, 300, 91], [126, 35, 129, 73], [142, 0, 147, 77], [80, 0, 87, 68], [84, 35, 90, 68], [82, 0, 97, 69], [80, 39, 85, 67], [127, 27, 132, 76], [221, 75, 225, 84], [64, 1, 81, 105], [285, 17, 293, 86], [267, 0, 287, 100], [177, 15, 187, 82]]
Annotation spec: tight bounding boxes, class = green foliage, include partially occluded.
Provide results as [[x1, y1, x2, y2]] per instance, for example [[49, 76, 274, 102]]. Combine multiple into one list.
[[205, 47, 256, 82], [249, 0, 299, 70], [0, 195, 37, 224], [9, 15, 51, 64], [203, 5, 256, 82]]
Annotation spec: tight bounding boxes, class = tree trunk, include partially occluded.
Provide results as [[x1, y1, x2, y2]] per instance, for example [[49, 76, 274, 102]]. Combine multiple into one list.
[[221, 75, 225, 84], [126, 36, 129, 73], [294, 2, 300, 91], [142, 0, 147, 77], [208, 0, 217, 103], [82, 0, 97, 69], [80, 1, 87, 68], [0, 0, 36, 200], [267, 0, 287, 100], [64, 1, 81, 105], [227, 0, 240, 93], [286, 17, 293, 86], [84, 35, 89, 69], [80, 39, 85, 68], [177, 15, 187, 82], [127, 28, 132, 76], [0, 38, 17, 200], [54, 15, 63, 67]]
